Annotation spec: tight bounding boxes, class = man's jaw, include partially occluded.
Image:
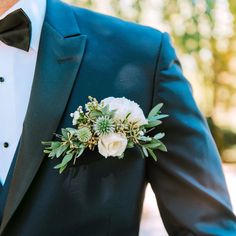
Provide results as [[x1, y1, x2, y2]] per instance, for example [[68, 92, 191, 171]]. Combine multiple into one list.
[[0, 0, 20, 16]]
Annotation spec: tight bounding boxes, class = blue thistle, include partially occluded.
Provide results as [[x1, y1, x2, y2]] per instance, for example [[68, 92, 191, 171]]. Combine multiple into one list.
[[93, 116, 115, 136]]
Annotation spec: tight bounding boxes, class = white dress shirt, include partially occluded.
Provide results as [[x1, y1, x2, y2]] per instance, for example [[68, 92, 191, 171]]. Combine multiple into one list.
[[0, 0, 46, 185]]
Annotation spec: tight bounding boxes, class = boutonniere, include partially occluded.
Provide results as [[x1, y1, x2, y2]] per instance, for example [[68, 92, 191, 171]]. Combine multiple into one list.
[[42, 96, 168, 173]]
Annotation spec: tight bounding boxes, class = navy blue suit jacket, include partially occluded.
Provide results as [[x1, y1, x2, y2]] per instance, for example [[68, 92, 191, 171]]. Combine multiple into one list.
[[0, 0, 236, 235]]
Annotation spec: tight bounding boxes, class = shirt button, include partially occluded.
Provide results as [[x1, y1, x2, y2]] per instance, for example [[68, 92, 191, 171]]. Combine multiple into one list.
[[3, 142, 9, 148], [0, 77, 4, 83]]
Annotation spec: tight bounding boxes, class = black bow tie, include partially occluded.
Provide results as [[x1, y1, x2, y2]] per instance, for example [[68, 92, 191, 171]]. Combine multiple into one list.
[[0, 8, 31, 51]]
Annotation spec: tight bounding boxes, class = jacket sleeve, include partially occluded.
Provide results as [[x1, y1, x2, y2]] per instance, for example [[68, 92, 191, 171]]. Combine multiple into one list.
[[146, 32, 236, 236]]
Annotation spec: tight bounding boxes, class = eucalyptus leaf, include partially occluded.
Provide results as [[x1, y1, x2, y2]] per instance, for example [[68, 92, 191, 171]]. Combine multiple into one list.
[[66, 128, 78, 136], [61, 137, 67, 142], [48, 149, 58, 158], [43, 150, 51, 154], [73, 142, 84, 149], [54, 162, 64, 169], [154, 133, 165, 140], [51, 142, 61, 149], [138, 136, 152, 142], [158, 142, 168, 152], [142, 146, 149, 157], [148, 114, 168, 121], [62, 153, 73, 165], [148, 103, 163, 118], [147, 148, 157, 161], [61, 128, 68, 137], [59, 164, 68, 174], [54, 165, 62, 170], [145, 120, 162, 128], [154, 114, 169, 120], [41, 141, 53, 145], [148, 116, 159, 122], [56, 144, 69, 158], [143, 142, 161, 149], [76, 148, 85, 158]]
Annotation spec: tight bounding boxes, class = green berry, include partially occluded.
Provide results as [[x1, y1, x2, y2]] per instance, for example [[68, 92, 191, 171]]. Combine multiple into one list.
[[77, 127, 92, 142]]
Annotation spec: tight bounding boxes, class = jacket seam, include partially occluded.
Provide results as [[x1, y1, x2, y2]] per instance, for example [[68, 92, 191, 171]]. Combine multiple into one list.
[[150, 32, 165, 110]]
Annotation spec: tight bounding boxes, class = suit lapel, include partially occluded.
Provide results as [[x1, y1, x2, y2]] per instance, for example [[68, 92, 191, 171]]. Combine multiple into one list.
[[0, 0, 87, 233]]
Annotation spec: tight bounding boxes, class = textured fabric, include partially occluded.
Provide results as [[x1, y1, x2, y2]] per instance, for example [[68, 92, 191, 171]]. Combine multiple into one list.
[[0, 0, 46, 185], [0, 0, 236, 235]]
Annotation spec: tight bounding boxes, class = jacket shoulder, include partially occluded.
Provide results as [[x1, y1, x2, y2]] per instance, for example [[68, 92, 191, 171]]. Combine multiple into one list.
[[70, 4, 163, 57]]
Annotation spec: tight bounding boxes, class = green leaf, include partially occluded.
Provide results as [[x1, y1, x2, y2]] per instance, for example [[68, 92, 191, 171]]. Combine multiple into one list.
[[62, 153, 74, 166], [41, 141, 53, 146], [89, 110, 102, 119], [140, 136, 152, 141], [109, 109, 117, 118], [154, 114, 169, 120], [56, 144, 69, 158], [142, 146, 149, 157], [138, 136, 152, 142], [154, 133, 165, 140], [101, 104, 110, 115], [148, 116, 158, 122], [54, 164, 62, 169], [158, 142, 168, 152], [66, 128, 78, 135], [148, 103, 163, 118], [148, 114, 168, 121], [125, 112, 131, 119], [48, 149, 58, 158], [147, 148, 157, 161], [76, 148, 85, 158], [118, 153, 125, 159], [61, 128, 68, 137], [59, 164, 68, 174], [127, 141, 135, 148], [43, 150, 51, 154], [143, 142, 161, 149], [54, 153, 74, 172], [73, 141, 84, 149], [145, 120, 162, 128], [51, 142, 61, 149]]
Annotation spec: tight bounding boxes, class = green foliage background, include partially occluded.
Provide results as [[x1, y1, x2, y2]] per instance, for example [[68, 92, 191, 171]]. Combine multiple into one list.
[[65, 0, 236, 160]]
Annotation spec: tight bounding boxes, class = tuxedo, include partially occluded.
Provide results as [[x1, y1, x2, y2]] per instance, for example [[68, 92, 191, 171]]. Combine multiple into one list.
[[0, 0, 236, 235]]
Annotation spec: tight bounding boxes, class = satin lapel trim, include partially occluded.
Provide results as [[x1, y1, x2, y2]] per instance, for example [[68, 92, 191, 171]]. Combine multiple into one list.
[[0, 20, 87, 234]]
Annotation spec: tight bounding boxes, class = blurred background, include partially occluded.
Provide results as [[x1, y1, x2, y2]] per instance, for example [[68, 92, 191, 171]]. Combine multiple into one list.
[[65, 0, 236, 235]]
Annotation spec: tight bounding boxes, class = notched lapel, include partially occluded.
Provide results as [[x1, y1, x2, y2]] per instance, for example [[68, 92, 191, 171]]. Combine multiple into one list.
[[0, 0, 87, 233]]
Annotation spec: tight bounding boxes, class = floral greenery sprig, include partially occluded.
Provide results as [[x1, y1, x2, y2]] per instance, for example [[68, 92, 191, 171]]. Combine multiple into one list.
[[42, 96, 168, 173]]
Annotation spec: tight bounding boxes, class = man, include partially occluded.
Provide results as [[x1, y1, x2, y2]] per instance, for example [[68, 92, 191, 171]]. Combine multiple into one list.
[[0, 0, 236, 235]]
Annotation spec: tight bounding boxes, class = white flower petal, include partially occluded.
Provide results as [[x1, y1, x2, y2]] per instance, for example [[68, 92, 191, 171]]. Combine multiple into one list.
[[98, 133, 128, 158], [101, 97, 147, 127]]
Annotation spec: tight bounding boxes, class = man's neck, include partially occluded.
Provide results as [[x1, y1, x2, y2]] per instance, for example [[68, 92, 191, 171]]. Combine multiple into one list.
[[0, 0, 19, 16]]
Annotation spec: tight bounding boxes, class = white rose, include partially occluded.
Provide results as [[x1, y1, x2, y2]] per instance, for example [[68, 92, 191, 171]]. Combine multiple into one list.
[[101, 97, 148, 126], [98, 133, 128, 158]]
